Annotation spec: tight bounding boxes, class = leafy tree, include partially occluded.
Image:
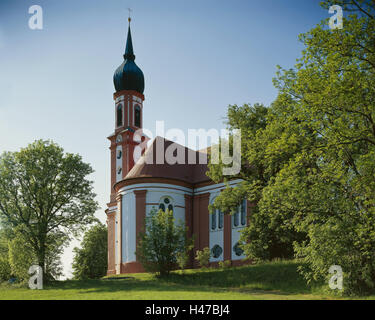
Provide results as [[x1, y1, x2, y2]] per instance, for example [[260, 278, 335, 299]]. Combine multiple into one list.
[[208, 0, 375, 294], [72, 223, 108, 279], [271, 0, 375, 294], [137, 208, 194, 277], [0, 140, 99, 282], [208, 103, 308, 261]]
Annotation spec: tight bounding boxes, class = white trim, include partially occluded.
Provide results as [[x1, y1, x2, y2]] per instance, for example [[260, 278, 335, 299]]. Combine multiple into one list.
[[193, 179, 243, 195], [107, 206, 118, 212], [127, 100, 130, 126], [118, 183, 193, 195]]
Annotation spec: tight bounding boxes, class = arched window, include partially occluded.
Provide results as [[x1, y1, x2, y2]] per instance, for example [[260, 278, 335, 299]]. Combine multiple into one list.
[[211, 209, 223, 231], [134, 105, 141, 127], [211, 210, 217, 231], [233, 209, 240, 227], [233, 199, 247, 228], [159, 197, 173, 213], [117, 104, 123, 127], [218, 210, 224, 230]]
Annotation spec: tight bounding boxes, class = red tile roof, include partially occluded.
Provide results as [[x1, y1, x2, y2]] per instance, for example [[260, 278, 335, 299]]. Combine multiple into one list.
[[125, 136, 210, 185]]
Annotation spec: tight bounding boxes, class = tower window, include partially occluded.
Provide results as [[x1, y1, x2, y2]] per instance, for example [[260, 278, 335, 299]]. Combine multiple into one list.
[[134, 105, 141, 127], [117, 104, 123, 127]]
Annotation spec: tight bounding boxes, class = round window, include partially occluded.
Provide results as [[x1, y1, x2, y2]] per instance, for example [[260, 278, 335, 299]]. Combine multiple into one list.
[[211, 245, 223, 259], [233, 242, 244, 257]]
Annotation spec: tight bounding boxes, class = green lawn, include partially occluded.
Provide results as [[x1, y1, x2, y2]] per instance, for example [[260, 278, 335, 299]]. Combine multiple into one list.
[[0, 260, 373, 300]]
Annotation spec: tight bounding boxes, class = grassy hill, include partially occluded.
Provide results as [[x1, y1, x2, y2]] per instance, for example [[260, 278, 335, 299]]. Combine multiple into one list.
[[0, 260, 373, 300]]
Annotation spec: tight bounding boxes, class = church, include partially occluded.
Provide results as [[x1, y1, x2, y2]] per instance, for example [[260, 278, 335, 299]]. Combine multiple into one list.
[[105, 19, 251, 275]]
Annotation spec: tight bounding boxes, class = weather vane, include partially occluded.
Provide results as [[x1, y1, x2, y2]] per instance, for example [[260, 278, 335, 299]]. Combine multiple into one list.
[[128, 8, 132, 24]]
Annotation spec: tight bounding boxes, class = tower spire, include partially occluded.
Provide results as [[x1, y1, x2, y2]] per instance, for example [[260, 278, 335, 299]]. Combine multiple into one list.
[[124, 8, 135, 61]]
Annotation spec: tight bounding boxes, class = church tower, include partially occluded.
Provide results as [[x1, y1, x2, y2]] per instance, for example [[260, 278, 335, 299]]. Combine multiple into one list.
[[108, 17, 145, 204], [106, 17, 146, 275]]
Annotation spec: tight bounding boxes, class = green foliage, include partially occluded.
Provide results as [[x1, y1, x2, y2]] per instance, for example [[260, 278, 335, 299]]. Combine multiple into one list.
[[176, 241, 194, 272], [0, 230, 11, 282], [72, 223, 108, 280], [0, 261, 343, 300], [195, 247, 211, 268], [137, 208, 193, 277], [8, 229, 36, 282], [7, 225, 63, 282], [0, 140, 99, 281], [208, 102, 308, 261], [272, 0, 375, 295], [208, 0, 375, 295], [218, 260, 231, 269]]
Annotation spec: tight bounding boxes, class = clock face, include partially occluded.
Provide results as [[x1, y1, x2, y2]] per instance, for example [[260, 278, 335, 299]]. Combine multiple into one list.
[[116, 135, 122, 143]]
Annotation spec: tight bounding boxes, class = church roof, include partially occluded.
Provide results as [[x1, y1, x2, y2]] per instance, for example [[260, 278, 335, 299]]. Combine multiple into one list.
[[124, 136, 211, 185]]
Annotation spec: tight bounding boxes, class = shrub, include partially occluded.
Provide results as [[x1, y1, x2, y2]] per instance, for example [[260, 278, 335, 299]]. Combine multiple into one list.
[[176, 240, 194, 272], [0, 231, 11, 282], [72, 223, 108, 280], [137, 208, 194, 277], [218, 260, 231, 269], [195, 247, 211, 268], [8, 232, 36, 282]]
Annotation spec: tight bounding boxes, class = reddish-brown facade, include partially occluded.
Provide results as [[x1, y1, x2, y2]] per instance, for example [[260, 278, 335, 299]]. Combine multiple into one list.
[[106, 211, 116, 275]]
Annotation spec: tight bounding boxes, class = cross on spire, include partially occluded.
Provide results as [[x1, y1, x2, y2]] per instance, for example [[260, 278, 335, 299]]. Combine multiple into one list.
[[128, 8, 132, 24]]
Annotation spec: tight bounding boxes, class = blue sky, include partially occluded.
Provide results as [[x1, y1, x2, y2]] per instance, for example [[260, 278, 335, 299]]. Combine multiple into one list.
[[0, 0, 328, 277]]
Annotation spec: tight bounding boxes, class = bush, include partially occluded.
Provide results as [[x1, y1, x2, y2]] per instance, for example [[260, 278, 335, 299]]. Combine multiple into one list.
[[218, 260, 231, 269], [295, 210, 375, 296], [176, 241, 194, 272], [8, 233, 36, 282], [195, 247, 211, 268], [0, 255, 11, 282], [137, 208, 194, 277], [72, 223, 108, 280], [0, 231, 11, 282]]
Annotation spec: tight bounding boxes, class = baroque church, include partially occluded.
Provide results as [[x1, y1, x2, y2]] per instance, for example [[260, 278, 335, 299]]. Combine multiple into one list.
[[106, 20, 251, 275]]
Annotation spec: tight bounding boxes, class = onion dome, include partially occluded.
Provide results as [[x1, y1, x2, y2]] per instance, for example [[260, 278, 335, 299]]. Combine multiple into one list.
[[113, 23, 145, 94]]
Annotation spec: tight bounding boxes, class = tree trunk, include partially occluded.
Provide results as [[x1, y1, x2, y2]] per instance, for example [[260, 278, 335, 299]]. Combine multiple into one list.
[[37, 240, 46, 285]]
